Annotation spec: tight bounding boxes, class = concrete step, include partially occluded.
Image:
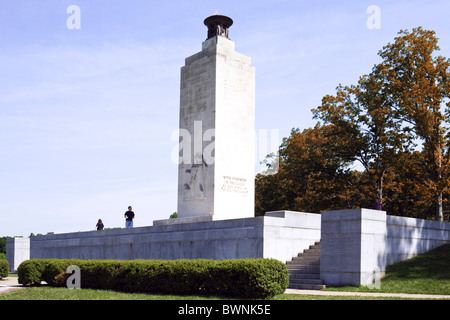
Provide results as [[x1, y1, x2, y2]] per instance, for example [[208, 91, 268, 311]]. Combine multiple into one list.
[[288, 274, 326, 290], [288, 266, 320, 273], [286, 240, 324, 290], [300, 248, 320, 255], [289, 264, 319, 270], [289, 272, 321, 280], [293, 254, 320, 261], [287, 258, 320, 264], [287, 254, 321, 264], [288, 278, 324, 285], [287, 265, 320, 272], [287, 259, 319, 266], [288, 283, 326, 290]]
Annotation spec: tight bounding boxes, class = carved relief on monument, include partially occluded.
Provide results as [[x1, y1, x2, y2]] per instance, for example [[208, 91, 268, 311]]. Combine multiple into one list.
[[183, 153, 208, 201]]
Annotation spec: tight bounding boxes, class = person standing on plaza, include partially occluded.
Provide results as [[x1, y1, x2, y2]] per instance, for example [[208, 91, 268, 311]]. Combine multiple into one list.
[[96, 219, 104, 230], [124, 206, 135, 228], [372, 198, 383, 211]]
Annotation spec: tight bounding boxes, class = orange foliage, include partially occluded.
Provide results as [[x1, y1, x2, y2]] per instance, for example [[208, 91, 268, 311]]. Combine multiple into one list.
[[256, 28, 450, 221]]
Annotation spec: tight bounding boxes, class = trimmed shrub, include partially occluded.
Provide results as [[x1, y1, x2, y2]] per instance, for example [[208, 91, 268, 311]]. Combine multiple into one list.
[[18, 258, 288, 298], [0, 259, 9, 279], [17, 259, 48, 285]]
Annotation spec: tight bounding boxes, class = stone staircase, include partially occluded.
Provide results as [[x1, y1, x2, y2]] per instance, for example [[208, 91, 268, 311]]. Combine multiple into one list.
[[286, 241, 326, 290]]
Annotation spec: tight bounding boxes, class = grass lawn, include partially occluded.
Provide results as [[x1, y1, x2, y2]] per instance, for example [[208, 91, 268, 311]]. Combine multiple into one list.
[[0, 286, 230, 300], [0, 286, 430, 300], [324, 243, 450, 295]]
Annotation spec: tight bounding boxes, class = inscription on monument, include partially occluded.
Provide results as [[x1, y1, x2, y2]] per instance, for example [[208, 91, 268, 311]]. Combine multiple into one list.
[[221, 176, 248, 197]]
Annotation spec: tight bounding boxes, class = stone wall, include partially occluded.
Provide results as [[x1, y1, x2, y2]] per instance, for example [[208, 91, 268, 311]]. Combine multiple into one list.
[[386, 215, 450, 265], [320, 209, 450, 287], [264, 211, 321, 262], [18, 211, 320, 266], [30, 218, 264, 261], [6, 237, 30, 272], [8, 209, 449, 287], [320, 209, 387, 287]]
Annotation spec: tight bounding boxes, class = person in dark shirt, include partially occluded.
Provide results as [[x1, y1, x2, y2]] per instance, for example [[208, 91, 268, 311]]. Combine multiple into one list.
[[372, 198, 383, 211], [96, 219, 104, 230], [124, 206, 135, 228]]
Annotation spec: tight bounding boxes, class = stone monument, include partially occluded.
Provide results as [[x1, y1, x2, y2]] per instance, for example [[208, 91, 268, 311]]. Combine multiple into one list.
[[7, 16, 450, 290], [176, 15, 255, 221]]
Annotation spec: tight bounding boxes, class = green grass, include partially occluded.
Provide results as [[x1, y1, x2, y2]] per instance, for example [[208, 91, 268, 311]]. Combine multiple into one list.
[[0, 286, 430, 300], [324, 243, 450, 295], [0, 286, 233, 300]]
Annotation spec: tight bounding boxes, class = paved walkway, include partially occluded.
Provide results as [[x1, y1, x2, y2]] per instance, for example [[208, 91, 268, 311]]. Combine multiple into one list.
[[284, 288, 450, 299], [1, 277, 449, 299], [0, 277, 23, 295]]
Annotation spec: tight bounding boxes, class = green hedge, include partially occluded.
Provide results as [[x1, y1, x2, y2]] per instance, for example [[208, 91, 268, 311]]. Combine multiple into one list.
[[18, 258, 288, 298], [0, 259, 8, 279]]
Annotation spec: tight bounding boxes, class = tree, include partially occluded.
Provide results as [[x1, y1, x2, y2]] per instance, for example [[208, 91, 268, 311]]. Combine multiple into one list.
[[256, 28, 450, 221], [381, 150, 440, 219], [255, 163, 288, 216], [255, 125, 361, 215], [313, 28, 450, 220], [0, 237, 7, 256], [370, 27, 450, 221], [312, 80, 411, 207]]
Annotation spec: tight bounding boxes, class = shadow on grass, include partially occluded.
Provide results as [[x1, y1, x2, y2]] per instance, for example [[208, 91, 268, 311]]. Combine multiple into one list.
[[324, 244, 450, 295], [385, 244, 450, 280]]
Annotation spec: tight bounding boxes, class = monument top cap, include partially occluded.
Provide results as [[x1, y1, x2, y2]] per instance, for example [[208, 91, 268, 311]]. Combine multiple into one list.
[[204, 15, 233, 40]]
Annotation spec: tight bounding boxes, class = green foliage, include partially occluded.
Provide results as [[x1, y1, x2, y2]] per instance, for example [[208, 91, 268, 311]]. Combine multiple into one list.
[[29, 233, 43, 237], [169, 212, 178, 219], [0, 259, 9, 278], [0, 237, 7, 255], [17, 259, 49, 285], [256, 126, 370, 215], [17, 258, 288, 299]]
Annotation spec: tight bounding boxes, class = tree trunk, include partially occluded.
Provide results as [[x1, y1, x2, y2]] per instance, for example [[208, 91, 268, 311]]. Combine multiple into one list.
[[437, 191, 443, 222], [437, 149, 444, 222]]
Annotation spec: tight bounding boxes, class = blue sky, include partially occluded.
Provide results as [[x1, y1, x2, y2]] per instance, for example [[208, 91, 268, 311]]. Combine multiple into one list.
[[1, 0, 449, 236]]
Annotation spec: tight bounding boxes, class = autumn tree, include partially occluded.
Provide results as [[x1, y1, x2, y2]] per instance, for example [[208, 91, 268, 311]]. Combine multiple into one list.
[[312, 80, 411, 208], [381, 150, 448, 219], [373, 27, 450, 221], [312, 28, 450, 221], [256, 28, 450, 221], [255, 125, 363, 215]]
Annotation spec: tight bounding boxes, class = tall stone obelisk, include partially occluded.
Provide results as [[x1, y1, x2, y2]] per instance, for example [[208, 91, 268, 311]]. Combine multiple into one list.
[[177, 15, 255, 220]]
